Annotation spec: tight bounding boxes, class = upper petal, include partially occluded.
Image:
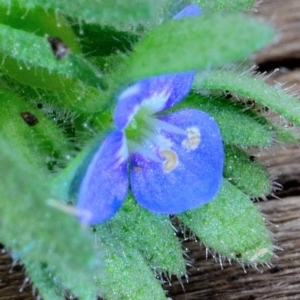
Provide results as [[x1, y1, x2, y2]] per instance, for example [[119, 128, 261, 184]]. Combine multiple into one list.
[[114, 81, 149, 130], [130, 109, 223, 214], [114, 71, 196, 126], [173, 4, 201, 19], [113, 5, 201, 125], [76, 130, 129, 224], [137, 72, 196, 114]]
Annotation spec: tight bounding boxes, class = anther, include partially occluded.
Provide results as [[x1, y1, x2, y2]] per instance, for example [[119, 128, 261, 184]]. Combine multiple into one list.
[[182, 126, 201, 151], [160, 149, 179, 172]]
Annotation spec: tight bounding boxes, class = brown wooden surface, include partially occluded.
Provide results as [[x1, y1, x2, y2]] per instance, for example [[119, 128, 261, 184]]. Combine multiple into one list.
[[2, 0, 300, 299]]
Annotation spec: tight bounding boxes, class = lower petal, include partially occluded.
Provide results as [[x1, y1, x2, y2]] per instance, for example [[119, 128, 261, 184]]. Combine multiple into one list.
[[130, 109, 223, 214], [77, 130, 129, 224]]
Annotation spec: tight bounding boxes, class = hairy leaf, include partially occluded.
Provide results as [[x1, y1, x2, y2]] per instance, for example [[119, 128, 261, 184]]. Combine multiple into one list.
[[119, 13, 274, 83], [197, 70, 300, 127], [0, 136, 102, 299], [179, 179, 273, 264]]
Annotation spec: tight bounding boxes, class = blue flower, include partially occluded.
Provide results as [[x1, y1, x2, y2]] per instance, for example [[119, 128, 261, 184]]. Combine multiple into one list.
[[76, 5, 224, 224]]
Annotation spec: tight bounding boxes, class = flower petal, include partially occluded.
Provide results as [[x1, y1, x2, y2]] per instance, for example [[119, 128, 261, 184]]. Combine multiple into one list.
[[115, 72, 195, 121], [130, 109, 223, 214], [137, 72, 196, 114], [113, 5, 201, 124], [77, 130, 129, 224], [173, 4, 201, 19], [114, 80, 149, 130]]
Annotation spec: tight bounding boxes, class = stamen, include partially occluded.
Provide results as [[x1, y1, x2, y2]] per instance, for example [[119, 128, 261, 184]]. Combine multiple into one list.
[[160, 149, 179, 172], [182, 126, 201, 151], [127, 140, 162, 163], [140, 128, 174, 152], [144, 116, 186, 135], [154, 134, 173, 151]]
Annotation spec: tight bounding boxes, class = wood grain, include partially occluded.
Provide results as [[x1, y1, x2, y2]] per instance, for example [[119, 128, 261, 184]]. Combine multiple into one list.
[[166, 1, 300, 298], [2, 0, 300, 299], [166, 196, 300, 300], [255, 0, 300, 67]]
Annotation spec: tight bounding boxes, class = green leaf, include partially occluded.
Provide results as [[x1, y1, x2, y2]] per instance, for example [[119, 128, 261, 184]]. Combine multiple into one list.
[[10, 0, 163, 26], [0, 2, 81, 53], [179, 179, 273, 264], [96, 239, 166, 300], [72, 22, 139, 57], [224, 145, 271, 198], [0, 88, 73, 172], [3, 74, 112, 118], [118, 13, 274, 83], [97, 196, 186, 276], [22, 259, 65, 300], [196, 69, 300, 127], [274, 124, 298, 144], [0, 24, 104, 90], [0, 136, 102, 299]]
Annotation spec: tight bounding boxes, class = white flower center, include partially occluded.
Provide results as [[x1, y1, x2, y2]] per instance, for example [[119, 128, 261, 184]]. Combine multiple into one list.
[[126, 110, 201, 173]]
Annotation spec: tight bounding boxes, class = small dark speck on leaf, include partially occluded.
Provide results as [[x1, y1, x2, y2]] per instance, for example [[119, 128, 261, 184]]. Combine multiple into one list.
[[250, 155, 256, 162], [225, 90, 232, 99], [20, 111, 39, 126], [37, 103, 43, 109], [46, 35, 70, 60]]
